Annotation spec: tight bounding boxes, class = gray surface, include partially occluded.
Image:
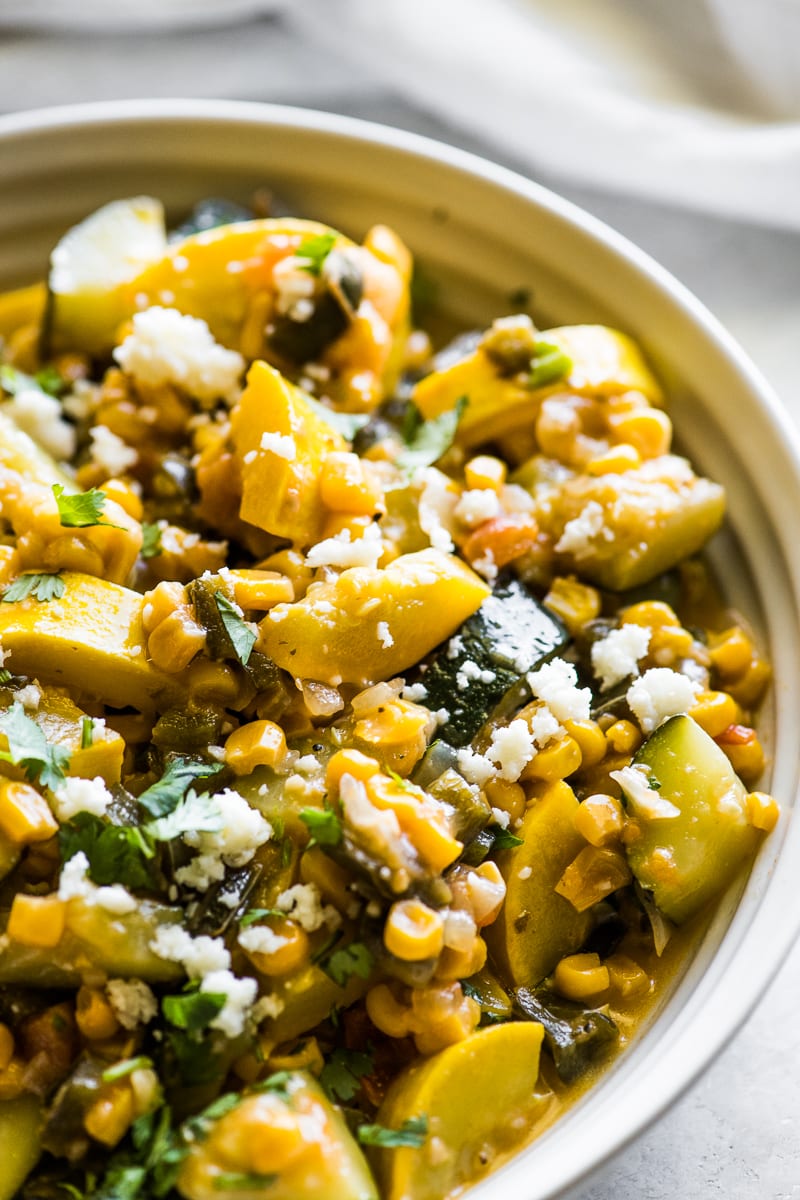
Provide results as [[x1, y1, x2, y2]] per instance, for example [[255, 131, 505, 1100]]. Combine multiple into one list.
[[1, 12, 799, 1196]]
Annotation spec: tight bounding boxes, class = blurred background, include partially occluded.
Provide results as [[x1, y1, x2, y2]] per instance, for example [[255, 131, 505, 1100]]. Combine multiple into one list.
[[1, 1, 799, 1195]]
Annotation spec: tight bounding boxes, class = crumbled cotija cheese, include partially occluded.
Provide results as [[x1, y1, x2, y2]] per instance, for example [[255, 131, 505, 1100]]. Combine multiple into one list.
[[52, 775, 113, 822], [238, 924, 289, 956], [626, 668, 702, 734], [183, 789, 272, 866], [454, 488, 501, 527], [592, 624, 651, 691], [276, 882, 340, 932], [201, 969, 258, 1038], [15, 683, 41, 712], [58, 851, 137, 914], [150, 924, 231, 975], [376, 621, 394, 649], [305, 523, 383, 570], [89, 424, 138, 476], [259, 431, 297, 461], [106, 978, 158, 1030], [487, 719, 535, 782], [555, 500, 610, 559], [113, 306, 245, 406], [4, 387, 76, 460], [527, 658, 591, 722], [456, 747, 496, 787], [529, 705, 563, 747], [419, 468, 457, 553]]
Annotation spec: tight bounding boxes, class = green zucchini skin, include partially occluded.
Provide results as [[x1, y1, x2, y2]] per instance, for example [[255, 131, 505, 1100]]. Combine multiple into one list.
[[419, 578, 568, 748]]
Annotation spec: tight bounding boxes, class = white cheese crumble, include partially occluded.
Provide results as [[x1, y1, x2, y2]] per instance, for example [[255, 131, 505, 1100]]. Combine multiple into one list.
[[276, 882, 340, 932], [201, 969, 258, 1038], [456, 747, 496, 786], [610, 764, 681, 820], [455, 660, 496, 690], [251, 993, 286, 1022], [491, 806, 511, 829], [592, 624, 651, 691], [555, 500, 611, 559], [238, 924, 288, 956], [487, 719, 535, 782], [259, 431, 297, 461], [419, 468, 457, 553], [183, 789, 272, 867], [4, 387, 76, 460], [150, 923, 231, 975], [454, 488, 501, 528], [518, 866, 533, 880], [106, 978, 158, 1030], [89, 424, 138, 477], [113, 306, 244, 406], [377, 621, 394, 649], [471, 549, 498, 583], [52, 775, 113, 822], [529, 705, 563, 747], [527, 658, 591, 723], [305, 522, 383, 570], [400, 682, 428, 702], [15, 683, 41, 711], [273, 255, 316, 321], [58, 851, 136, 913], [626, 668, 702, 734]]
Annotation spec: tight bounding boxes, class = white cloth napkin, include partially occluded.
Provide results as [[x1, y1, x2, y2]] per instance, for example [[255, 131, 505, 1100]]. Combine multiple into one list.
[[292, 0, 800, 230]]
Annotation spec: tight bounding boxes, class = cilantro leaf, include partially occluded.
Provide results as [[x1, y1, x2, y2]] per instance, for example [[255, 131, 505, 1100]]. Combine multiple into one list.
[[2, 572, 65, 603], [137, 757, 225, 819], [251, 1071, 294, 1101], [93, 1164, 148, 1200], [214, 593, 256, 666], [213, 1174, 278, 1192], [299, 805, 342, 847], [35, 364, 66, 395], [491, 824, 524, 850], [52, 483, 118, 529], [0, 701, 70, 789], [357, 1115, 428, 1148], [321, 941, 374, 988], [304, 394, 370, 441], [296, 231, 338, 276], [163, 990, 227, 1031], [320, 1047, 373, 1102], [239, 907, 287, 928], [141, 522, 164, 559], [145, 790, 223, 842], [58, 812, 156, 890], [529, 339, 572, 389], [395, 397, 467, 472]]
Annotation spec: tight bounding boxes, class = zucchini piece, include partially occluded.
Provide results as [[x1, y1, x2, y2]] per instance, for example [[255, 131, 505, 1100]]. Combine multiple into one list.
[[375, 1022, 549, 1200], [514, 987, 618, 1083], [419, 577, 568, 747], [622, 714, 762, 923], [485, 781, 593, 987], [0, 1094, 43, 1200], [177, 1071, 378, 1200]]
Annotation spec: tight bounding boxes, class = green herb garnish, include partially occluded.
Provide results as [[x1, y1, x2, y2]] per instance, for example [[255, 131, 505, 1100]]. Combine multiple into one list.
[[396, 397, 467, 473], [163, 990, 227, 1032], [2, 572, 65, 603], [137, 757, 224, 819], [321, 941, 374, 988], [145, 790, 223, 842], [320, 1047, 373, 1102], [357, 1115, 429, 1148], [214, 592, 256, 666], [141, 522, 164, 559], [102, 1056, 154, 1083], [0, 701, 70, 789], [80, 716, 94, 749], [529, 339, 572, 389], [491, 824, 524, 850], [296, 231, 337, 276], [59, 813, 155, 890], [52, 483, 119, 529], [299, 804, 343, 847]]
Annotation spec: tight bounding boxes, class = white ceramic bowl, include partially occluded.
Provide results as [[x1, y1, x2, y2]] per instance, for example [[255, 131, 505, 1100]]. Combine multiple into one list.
[[1, 98, 799, 1200]]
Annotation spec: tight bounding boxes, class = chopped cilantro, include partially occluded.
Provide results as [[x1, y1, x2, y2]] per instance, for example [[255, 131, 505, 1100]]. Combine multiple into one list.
[[93, 1165, 148, 1200], [213, 1174, 278, 1192], [141, 522, 164, 559], [386, 767, 415, 792], [145, 790, 223, 842], [80, 716, 94, 749], [239, 907, 286, 928], [321, 941, 374, 988], [304, 394, 369, 440], [0, 669, 10, 685], [52, 483, 119, 529], [34, 364, 66, 395], [529, 340, 572, 389], [357, 1114, 429, 1148], [0, 363, 36, 395], [320, 1047, 373, 1102], [163, 989, 227, 1031], [59, 812, 155, 890], [491, 824, 524, 850], [252, 1070, 294, 1102], [296, 231, 337, 276], [137, 757, 224, 819], [299, 804, 342, 847], [0, 701, 70, 789], [2, 571, 65, 603], [214, 592, 256, 666], [395, 397, 467, 473], [102, 1056, 154, 1083]]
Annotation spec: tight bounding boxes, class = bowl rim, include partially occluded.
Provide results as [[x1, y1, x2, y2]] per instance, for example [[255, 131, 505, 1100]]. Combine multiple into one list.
[[2, 96, 800, 1198]]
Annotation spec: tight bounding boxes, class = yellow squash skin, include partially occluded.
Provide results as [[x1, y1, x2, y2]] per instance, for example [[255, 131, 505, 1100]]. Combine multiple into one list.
[[375, 1022, 548, 1200], [259, 548, 491, 686], [0, 1094, 43, 1200], [0, 687, 125, 785], [232, 360, 347, 544], [486, 781, 593, 987], [0, 572, 184, 712]]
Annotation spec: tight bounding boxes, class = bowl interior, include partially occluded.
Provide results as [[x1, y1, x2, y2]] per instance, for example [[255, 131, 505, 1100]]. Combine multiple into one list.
[[1, 100, 800, 1200]]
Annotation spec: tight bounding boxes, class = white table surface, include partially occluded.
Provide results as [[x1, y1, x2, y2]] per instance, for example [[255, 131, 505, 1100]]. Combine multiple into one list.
[[1, 12, 799, 1197]]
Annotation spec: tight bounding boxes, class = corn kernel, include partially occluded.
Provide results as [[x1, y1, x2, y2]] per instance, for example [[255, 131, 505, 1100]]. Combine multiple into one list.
[[319, 513, 374, 542], [434, 936, 488, 984], [227, 569, 294, 611], [141, 580, 186, 634], [746, 791, 780, 833], [688, 690, 741, 738], [464, 455, 507, 492], [76, 985, 120, 1041], [606, 953, 651, 999], [609, 407, 672, 458], [554, 952, 610, 1002], [384, 899, 445, 962], [100, 478, 143, 519], [7, 893, 66, 948], [225, 720, 287, 775], [574, 793, 624, 847], [243, 920, 309, 978], [0, 780, 58, 845], [564, 719, 607, 768], [715, 726, 765, 784], [543, 576, 602, 635], [319, 452, 385, 515], [555, 845, 632, 912], [147, 609, 206, 673], [484, 778, 526, 825], [257, 549, 313, 600], [708, 627, 753, 680], [366, 983, 412, 1039], [605, 719, 642, 755], [586, 443, 642, 475], [726, 656, 771, 709], [522, 735, 582, 783], [326, 748, 380, 791], [0, 1024, 14, 1071], [84, 1084, 135, 1147], [620, 600, 680, 630]]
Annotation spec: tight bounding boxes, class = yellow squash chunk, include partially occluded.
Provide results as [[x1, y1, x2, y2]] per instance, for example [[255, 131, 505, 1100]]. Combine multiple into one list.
[[178, 1072, 378, 1200], [260, 962, 370, 1047], [0, 282, 47, 340], [259, 549, 490, 686], [542, 456, 726, 591], [0, 410, 74, 488], [0, 572, 185, 712], [486, 781, 592, 987], [413, 324, 663, 447], [231, 361, 347, 544], [0, 1094, 43, 1200], [34, 689, 125, 784], [375, 1022, 548, 1200]]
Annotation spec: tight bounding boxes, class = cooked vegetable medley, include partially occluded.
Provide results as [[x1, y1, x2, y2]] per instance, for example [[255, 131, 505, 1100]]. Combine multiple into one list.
[[0, 194, 779, 1200]]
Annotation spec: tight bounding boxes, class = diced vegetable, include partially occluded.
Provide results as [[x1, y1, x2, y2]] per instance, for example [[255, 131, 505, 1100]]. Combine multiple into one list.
[[0, 1094, 43, 1200], [623, 714, 763, 923], [0, 572, 185, 712], [486, 781, 593, 987], [0, 409, 74, 488], [419, 577, 568, 746], [231, 361, 347, 544], [375, 1022, 548, 1200], [13, 687, 125, 784], [259, 549, 490, 687], [514, 987, 618, 1082], [0, 282, 47, 340]]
